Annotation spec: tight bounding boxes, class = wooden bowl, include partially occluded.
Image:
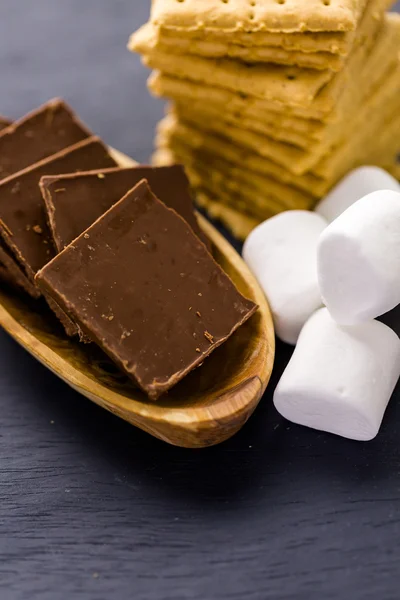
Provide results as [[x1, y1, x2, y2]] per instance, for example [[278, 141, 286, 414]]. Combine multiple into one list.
[[0, 150, 275, 448]]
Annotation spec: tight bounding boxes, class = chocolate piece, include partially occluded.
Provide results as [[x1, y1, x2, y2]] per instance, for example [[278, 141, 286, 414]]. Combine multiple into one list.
[[45, 295, 83, 339], [0, 99, 92, 181], [0, 241, 40, 298], [40, 165, 209, 251], [35, 180, 257, 400], [0, 116, 11, 131], [0, 136, 118, 282]]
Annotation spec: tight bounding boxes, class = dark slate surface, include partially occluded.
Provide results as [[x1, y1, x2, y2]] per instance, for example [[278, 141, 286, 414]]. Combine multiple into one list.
[[0, 3, 399, 600]]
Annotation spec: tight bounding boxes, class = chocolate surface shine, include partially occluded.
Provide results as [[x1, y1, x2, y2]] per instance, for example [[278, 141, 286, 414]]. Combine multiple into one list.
[[0, 137, 117, 278], [36, 181, 256, 400], [41, 165, 208, 251], [0, 99, 91, 181]]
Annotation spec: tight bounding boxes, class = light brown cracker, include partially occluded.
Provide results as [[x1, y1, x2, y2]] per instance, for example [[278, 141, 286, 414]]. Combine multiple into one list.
[[148, 71, 327, 133], [196, 192, 260, 241], [181, 153, 312, 216], [153, 0, 393, 53], [159, 127, 318, 212], [150, 0, 367, 33], [169, 106, 313, 175], [173, 100, 315, 148], [130, 24, 344, 71], [157, 114, 328, 197], [185, 160, 301, 216], [157, 22, 350, 54], [313, 66, 400, 179], [349, 112, 400, 175], [157, 116, 317, 206], [169, 20, 400, 177], [149, 11, 399, 147], [143, 51, 334, 108], [368, 113, 400, 171], [144, 3, 385, 116]]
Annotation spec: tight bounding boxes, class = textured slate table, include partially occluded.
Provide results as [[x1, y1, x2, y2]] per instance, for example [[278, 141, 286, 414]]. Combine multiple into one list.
[[0, 3, 400, 599]]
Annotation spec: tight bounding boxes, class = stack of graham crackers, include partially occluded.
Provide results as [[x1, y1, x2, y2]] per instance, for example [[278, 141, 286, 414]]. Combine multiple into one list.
[[130, 0, 400, 239]]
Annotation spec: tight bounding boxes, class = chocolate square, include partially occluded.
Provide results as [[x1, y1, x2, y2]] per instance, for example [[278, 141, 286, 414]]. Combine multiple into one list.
[[40, 165, 210, 251], [0, 136, 117, 282], [0, 99, 93, 181], [36, 180, 257, 400]]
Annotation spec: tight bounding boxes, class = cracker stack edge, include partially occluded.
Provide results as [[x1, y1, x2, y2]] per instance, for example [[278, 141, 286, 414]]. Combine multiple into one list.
[[130, 0, 400, 240]]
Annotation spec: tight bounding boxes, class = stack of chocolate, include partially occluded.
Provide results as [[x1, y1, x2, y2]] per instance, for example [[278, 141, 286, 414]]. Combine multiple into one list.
[[0, 100, 256, 400], [130, 0, 400, 239]]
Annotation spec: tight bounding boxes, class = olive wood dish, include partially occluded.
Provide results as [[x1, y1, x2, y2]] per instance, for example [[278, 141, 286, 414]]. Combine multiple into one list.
[[0, 149, 275, 448]]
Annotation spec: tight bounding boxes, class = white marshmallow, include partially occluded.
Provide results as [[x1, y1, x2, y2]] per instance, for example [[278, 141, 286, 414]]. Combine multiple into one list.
[[315, 166, 400, 223], [317, 190, 400, 325], [243, 211, 327, 344], [274, 308, 400, 441]]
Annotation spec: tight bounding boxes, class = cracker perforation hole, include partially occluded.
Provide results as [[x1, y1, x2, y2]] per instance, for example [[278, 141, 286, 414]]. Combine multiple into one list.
[[277, 0, 286, 4]]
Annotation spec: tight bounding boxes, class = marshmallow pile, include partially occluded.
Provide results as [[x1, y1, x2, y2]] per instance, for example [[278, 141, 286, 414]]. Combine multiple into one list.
[[243, 166, 400, 441]]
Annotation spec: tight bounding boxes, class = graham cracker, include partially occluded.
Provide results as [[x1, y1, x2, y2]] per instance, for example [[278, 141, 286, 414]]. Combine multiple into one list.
[[157, 114, 328, 197], [196, 192, 260, 241], [185, 160, 300, 216], [152, 147, 176, 167], [168, 18, 400, 177], [160, 108, 400, 201], [185, 159, 272, 223], [369, 113, 400, 170], [156, 22, 349, 55], [144, 1, 386, 116], [161, 131, 318, 213], [130, 23, 345, 71], [150, 11, 399, 153], [169, 80, 400, 189], [171, 26, 396, 153], [352, 110, 400, 174], [143, 51, 334, 108], [313, 64, 400, 179], [150, 0, 367, 33], [149, 71, 327, 134], [153, 0, 393, 53], [157, 117, 317, 207], [169, 106, 313, 175], [182, 154, 312, 217], [173, 101, 312, 149]]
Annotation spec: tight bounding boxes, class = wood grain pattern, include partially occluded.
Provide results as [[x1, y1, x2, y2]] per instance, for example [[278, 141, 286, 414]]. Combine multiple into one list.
[[0, 149, 275, 448]]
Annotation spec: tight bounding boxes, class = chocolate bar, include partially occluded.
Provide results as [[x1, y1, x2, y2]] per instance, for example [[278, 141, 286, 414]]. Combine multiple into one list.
[[0, 99, 92, 181], [0, 136, 117, 284], [0, 241, 40, 298], [40, 165, 209, 251], [36, 180, 257, 400]]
